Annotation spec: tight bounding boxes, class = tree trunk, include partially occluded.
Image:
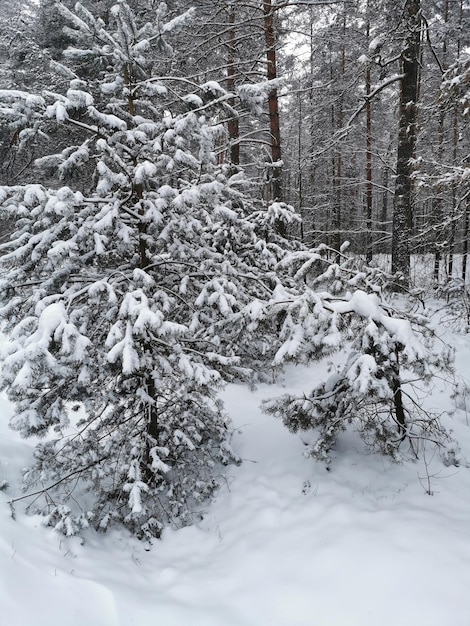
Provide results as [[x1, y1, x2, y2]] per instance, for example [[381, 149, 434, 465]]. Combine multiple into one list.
[[365, 16, 373, 264], [297, 93, 305, 242], [332, 10, 346, 255], [381, 165, 389, 242], [462, 196, 469, 283], [263, 0, 282, 204], [226, 5, 240, 166], [391, 0, 421, 286], [307, 9, 316, 246], [447, 104, 459, 279], [447, 0, 464, 280], [433, 0, 449, 283]]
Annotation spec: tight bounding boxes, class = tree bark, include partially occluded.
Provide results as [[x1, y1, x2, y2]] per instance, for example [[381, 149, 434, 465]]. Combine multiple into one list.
[[432, 108, 445, 282], [226, 5, 240, 166], [447, 103, 459, 279], [263, 0, 282, 204], [391, 0, 422, 286], [462, 196, 469, 283], [365, 15, 373, 264], [447, 0, 464, 280], [432, 0, 449, 282], [332, 10, 346, 255], [297, 93, 305, 242]]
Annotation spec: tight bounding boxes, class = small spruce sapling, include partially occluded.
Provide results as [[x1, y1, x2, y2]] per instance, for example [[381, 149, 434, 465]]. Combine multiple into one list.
[[263, 247, 454, 464]]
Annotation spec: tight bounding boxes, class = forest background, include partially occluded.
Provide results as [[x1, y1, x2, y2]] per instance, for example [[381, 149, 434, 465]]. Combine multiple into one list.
[[1, 0, 468, 279]]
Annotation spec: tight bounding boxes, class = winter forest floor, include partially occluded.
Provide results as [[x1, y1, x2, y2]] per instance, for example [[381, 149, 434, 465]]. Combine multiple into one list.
[[2, 282, 470, 625]]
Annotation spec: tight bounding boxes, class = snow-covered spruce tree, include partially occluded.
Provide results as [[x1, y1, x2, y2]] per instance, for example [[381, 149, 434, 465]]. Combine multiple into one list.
[[262, 246, 454, 464], [0, 1, 300, 537]]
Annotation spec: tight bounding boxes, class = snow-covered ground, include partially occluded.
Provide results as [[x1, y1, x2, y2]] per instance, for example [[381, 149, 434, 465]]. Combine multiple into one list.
[[1, 323, 470, 626]]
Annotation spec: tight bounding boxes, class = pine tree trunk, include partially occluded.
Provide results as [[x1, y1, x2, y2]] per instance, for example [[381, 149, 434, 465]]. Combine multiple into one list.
[[381, 165, 389, 240], [307, 11, 316, 246], [365, 16, 373, 264], [391, 0, 421, 286], [462, 196, 469, 283], [297, 93, 305, 242], [433, 110, 446, 282], [263, 0, 283, 205], [332, 11, 346, 255], [226, 5, 240, 166], [433, 0, 449, 283], [391, 347, 406, 438], [447, 105, 459, 279], [447, 0, 464, 280]]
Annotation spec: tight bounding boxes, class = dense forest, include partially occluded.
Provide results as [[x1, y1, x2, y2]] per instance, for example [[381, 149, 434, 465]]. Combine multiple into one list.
[[0, 0, 468, 538], [2, 0, 468, 274]]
